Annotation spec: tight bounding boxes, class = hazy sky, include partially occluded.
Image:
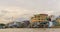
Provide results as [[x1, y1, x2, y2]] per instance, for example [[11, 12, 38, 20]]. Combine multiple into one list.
[[0, 0, 60, 23]]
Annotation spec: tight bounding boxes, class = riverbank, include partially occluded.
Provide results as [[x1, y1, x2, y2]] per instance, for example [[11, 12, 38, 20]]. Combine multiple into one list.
[[0, 28, 60, 32]]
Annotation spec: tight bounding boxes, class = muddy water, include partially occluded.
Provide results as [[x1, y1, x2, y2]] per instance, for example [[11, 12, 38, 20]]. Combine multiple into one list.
[[0, 28, 59, 32]]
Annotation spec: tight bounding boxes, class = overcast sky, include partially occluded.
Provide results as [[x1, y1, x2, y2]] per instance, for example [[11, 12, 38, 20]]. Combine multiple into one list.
[[0, 0, 60, 23]]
